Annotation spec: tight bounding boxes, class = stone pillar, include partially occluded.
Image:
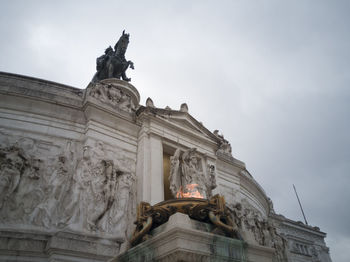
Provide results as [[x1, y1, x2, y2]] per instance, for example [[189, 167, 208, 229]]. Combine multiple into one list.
[[149, 134, 164, 205], [136, 129, 164, 205], [136, 127, 151, 203]]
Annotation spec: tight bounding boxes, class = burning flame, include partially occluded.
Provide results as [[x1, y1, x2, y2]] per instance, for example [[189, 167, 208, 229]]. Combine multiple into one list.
[[176, 184, 204, 199]]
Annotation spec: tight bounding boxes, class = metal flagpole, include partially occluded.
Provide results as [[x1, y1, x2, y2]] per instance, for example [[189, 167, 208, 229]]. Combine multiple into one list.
[[293, 184, 308, 225]]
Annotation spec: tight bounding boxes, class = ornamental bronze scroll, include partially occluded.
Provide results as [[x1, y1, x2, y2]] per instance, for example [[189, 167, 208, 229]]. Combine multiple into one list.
[[130, 195, 242, 246]]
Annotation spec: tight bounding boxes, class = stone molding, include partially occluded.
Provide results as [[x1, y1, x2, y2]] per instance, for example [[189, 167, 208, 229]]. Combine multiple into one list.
[[136, 106, 220, 147], [0, 230, 119, 262], [239, 170, 270, 217], [0, 71, 84, 108]]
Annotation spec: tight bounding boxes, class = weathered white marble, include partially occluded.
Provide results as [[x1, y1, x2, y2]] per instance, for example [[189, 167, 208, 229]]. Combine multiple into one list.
[[273, 214, 332, 262], [0, 72, 332, 262], [0, 73, 138, 261], [0, 229, 119, 262]]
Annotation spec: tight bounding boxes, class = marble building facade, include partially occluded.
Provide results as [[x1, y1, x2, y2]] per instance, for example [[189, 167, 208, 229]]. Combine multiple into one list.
[[0, 71, 332, 262]]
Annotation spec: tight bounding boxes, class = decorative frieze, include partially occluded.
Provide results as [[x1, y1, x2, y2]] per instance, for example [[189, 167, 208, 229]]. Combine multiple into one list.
[[0, 135, 135, 243]]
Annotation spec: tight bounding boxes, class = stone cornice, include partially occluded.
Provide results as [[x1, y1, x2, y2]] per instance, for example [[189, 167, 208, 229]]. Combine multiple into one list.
[[0, 71, 82, 92], [271, 214, 326, 237], [240, 170, 270, 214], [136, 106, 220, 151], [0, 71, 84, 108], [136, 106, 220, 142]]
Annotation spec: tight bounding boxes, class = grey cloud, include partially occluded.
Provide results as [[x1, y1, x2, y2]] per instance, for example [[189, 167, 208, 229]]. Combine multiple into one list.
[[0, 1, 349, 261]]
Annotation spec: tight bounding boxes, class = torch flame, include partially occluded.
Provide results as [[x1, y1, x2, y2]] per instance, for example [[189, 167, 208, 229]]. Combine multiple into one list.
[[176, 184, 204, 199]]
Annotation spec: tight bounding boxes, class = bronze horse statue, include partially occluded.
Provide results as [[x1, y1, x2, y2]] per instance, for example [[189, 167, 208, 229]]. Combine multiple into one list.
[[92, 30, 134, 83]]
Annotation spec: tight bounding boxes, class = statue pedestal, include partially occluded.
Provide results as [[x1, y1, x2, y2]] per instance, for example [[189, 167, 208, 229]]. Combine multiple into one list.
[[111, 212, 246, 262], [99, 78, 140, 106], [111, 212, 275, 262], [0, 229, 120, 262], [85, 78, 140, 115]]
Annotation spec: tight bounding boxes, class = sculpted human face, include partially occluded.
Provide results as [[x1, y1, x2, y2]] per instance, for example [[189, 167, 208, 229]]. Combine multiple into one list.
[[83, 146, 91, 160], [190, 156, 197, 166], [0, 153, 23, 187], [7, 152, 24, 172]]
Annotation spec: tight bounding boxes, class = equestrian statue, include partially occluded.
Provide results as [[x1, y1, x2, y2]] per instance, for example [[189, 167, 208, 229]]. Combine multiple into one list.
[[92, 30, 134, 83]]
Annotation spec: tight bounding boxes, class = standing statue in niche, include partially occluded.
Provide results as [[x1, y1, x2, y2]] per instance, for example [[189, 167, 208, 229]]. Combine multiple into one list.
[[169, 149, 181, 197], [92, 30, 134, 83], [169, 148, 217, 199]]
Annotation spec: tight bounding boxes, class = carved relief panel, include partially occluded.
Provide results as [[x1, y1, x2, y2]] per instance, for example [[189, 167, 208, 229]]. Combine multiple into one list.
[[87, 81, 136, 113], [0, 131, 136, 243], [226, 198, 289, 261]]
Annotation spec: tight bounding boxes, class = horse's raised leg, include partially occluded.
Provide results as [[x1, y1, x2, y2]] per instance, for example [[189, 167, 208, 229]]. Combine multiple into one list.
[[122, 72, 131, 82], [121, 62, 131, 82]]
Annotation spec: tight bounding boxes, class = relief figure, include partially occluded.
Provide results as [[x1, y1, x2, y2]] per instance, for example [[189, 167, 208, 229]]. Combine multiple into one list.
[[0, 146, 27, 209], [169, 148, 216, 199]]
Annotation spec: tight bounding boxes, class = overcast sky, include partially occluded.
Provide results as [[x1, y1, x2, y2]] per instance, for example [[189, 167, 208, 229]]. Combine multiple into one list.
[[0, 1, 349, 261]]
